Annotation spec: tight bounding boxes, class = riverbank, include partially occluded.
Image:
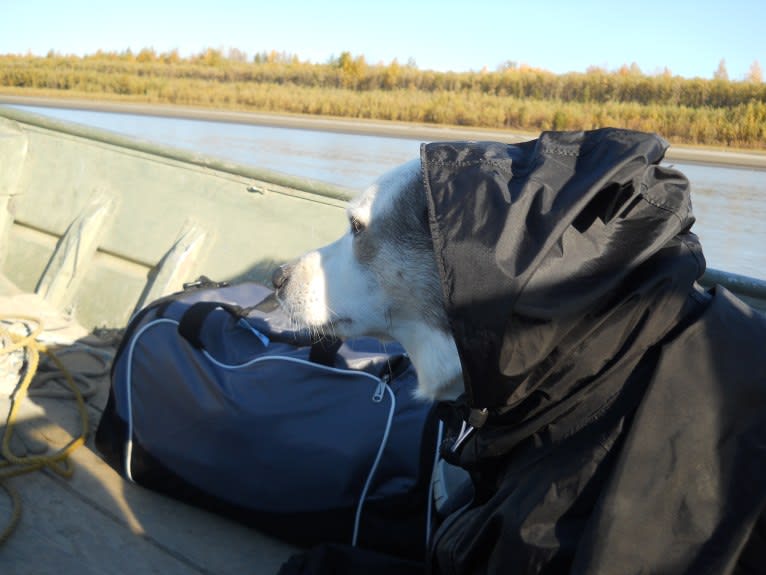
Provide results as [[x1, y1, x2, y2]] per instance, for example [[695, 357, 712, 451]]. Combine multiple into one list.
[[2, 93, 766, 170], [3, 52, 765, 150]]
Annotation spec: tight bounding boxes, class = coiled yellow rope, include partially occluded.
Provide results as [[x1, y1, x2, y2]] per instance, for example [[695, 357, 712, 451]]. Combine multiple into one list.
[[0, 316, 89, 545]]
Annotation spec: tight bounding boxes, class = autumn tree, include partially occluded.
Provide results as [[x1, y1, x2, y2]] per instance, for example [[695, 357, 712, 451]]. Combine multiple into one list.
[[335, 51, 367, 88], [162, 49, 180, 65], [747, 60, 763, 83], [713, 58, 729, 81], [383, 58, 401, 89], [136, 48, 157, 63]]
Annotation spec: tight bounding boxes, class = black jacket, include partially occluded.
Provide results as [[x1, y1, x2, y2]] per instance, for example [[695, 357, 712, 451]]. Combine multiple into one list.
[[423, 130, 766, 574]]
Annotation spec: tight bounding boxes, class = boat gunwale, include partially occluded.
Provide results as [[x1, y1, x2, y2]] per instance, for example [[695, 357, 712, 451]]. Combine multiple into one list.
[[0, 105, 356, 202]]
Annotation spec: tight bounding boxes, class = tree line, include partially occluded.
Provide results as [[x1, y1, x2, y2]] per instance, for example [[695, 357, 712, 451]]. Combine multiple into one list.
[[1, 49, 764, 148]]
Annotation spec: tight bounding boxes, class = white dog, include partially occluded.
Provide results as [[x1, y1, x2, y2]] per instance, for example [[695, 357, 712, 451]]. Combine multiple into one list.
[[272, 159, 464, 401]]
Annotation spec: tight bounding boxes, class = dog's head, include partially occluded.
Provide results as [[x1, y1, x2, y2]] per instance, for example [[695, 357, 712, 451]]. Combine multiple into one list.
[[274, 159, 464, 400]]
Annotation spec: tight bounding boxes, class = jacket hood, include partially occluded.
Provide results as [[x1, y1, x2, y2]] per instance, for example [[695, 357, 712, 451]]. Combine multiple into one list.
[[421, 129, 705, 429]]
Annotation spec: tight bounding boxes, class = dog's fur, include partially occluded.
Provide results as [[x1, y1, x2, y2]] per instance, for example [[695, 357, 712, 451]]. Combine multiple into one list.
[[274, 159, 464, 400]]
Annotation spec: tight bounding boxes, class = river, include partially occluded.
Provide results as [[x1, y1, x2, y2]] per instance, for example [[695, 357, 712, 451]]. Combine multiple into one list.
[[6, 103, 766, 281]]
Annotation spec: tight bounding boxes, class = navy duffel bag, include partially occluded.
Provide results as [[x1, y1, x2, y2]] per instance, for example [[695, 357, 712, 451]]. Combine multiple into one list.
[[95, 279, 440, 560]]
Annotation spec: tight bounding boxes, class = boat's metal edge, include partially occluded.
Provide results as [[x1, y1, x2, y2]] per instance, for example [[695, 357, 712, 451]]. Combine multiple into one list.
[[0, 105, 356, 202], [699, 268, 766, 301]]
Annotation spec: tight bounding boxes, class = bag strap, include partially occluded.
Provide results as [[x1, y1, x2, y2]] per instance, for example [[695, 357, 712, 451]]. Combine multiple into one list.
[[178, 301, 244, 349], [309, 337, 343, 367], [179, 300, 342, 367]]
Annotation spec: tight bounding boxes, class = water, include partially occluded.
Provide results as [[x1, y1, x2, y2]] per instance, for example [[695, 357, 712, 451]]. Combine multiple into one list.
[[7, 104, 766, 280], [9, 105, 416, 189]]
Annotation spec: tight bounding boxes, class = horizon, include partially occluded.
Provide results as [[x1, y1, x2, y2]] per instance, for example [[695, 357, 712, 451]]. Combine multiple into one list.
[[1, 0, 764, 82]]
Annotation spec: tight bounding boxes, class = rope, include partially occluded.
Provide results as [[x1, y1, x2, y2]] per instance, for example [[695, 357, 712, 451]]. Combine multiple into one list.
[[0, 315, 91, 545]]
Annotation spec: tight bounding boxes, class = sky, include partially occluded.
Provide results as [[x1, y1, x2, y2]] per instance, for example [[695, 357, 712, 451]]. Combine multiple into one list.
[[1, 0, 764, 81]]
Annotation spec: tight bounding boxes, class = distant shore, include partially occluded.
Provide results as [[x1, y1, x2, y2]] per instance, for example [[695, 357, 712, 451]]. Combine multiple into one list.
[[2, 94, 766, 170]]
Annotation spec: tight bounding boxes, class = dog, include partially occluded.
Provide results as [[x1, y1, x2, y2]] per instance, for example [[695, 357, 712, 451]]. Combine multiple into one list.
[[272, 158, 464, 401], [273, 134, 766, 573]]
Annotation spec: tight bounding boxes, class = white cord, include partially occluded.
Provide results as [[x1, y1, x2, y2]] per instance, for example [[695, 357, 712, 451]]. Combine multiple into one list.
[[352, 384, 395, 546]]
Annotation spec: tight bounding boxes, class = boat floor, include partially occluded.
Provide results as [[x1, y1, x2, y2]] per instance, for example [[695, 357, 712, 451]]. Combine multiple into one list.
[[0, 275, 298, 574]]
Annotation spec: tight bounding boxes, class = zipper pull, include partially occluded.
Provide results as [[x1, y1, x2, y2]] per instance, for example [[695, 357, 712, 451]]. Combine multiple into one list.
[[372, 380, 386, 403], [237, 318, 270, 347]]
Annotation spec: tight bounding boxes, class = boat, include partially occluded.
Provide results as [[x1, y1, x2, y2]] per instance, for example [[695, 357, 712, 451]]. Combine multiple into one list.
[[0, 105, 351, 574], [1, 105, 765, 574]]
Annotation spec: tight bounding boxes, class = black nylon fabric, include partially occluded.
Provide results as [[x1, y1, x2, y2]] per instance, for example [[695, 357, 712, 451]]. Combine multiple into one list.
[[421, 129, 766, 574], [422, 129, 700, 412]]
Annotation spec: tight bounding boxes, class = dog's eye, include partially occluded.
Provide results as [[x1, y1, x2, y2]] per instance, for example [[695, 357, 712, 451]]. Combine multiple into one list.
[[350, 216, 366, 236]]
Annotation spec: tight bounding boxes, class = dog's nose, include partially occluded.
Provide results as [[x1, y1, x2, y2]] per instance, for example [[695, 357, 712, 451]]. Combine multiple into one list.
[[272, 264, 290, 290]]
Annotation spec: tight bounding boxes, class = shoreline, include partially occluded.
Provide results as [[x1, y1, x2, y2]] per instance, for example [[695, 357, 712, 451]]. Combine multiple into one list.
[[2, 94, 766, 170]]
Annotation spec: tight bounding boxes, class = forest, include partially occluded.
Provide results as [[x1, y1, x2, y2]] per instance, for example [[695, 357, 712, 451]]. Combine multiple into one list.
[[1, 49, 764, 149]]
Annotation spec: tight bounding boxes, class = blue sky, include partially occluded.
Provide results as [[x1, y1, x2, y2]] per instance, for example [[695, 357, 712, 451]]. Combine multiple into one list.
[[1, 0, 763, 80]]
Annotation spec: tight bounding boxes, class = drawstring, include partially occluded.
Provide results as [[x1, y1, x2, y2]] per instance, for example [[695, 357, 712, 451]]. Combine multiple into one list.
[[450, 420, 473, 453], [450, 407, 488, 453]]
